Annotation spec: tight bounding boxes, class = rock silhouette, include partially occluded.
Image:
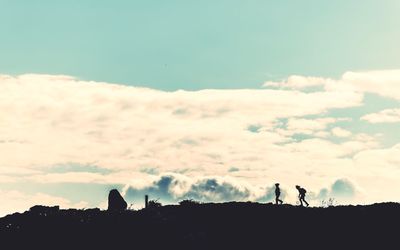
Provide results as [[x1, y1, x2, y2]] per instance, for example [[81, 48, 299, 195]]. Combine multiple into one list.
[[107, 189, 127, 211]]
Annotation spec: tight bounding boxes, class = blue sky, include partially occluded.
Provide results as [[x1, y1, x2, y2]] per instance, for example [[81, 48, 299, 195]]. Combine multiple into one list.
[[1, 0, 399, 90], [0, 1, 400, 215]]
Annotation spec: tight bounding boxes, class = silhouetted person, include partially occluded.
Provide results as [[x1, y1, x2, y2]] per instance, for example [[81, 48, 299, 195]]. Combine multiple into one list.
[[296, 185, 309, 207], [275, 183, 283, 204]]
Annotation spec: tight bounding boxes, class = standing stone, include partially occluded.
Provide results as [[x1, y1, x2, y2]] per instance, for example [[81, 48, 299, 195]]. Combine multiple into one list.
[[108, 189, 127, 211]]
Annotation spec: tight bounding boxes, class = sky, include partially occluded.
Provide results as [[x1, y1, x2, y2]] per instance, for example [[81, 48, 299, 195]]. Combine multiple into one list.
[[0, 0, 400, 216]]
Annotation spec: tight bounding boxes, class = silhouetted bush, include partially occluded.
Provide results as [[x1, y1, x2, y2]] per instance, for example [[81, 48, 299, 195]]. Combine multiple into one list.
[[127, 203, 135, 210], [147, 199, 162, 208], [29, 205, 59, 216], [179, 199, 200, 206]]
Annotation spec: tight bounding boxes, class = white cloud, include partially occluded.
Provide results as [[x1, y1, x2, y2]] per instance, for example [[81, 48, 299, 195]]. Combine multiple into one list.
[[264, 75, 326, 89], [0, 72, 399, 211], [286, 118, 337, 135], [122, 173, 362, 207], [0, 190, 88, 217], [0, 74, 363, 174], [361, 109, 400, 123], [331, 127, 352, 138], [316, 178, 362, 205], [354, 144, 400, 173], [265, 69, 400, 101], [123, 173, 263, 203], [340, 70, 400, 100]]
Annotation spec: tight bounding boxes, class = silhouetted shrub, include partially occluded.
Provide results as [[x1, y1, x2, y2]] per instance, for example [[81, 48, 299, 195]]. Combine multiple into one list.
[[148, 199, 162, 208], [29, 205, 59, 216], [179, 199, 200, 206]]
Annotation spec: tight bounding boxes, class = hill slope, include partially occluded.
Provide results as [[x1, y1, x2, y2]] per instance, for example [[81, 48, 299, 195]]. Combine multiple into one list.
[[1, 202, 399, 249]]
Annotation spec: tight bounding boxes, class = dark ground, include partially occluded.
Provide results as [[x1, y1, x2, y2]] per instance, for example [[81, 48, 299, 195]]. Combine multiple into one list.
[[0, 202, 399, 249]]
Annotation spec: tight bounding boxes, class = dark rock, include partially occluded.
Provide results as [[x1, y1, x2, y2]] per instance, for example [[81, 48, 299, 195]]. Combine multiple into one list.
[[108, 189, 127, 211]]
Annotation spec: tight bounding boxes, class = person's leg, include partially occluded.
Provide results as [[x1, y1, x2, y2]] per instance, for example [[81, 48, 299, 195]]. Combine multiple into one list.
[[276, 194, 282, 204], [299, 198, 303, 206], [301, 197, 309, 207]]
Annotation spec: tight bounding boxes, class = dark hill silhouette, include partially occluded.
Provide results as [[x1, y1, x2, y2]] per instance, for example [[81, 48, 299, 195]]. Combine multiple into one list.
[[1, 202, 399, 249]]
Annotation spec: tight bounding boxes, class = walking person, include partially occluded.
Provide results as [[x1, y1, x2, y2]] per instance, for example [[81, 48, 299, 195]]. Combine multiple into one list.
[[275, 183, 283, 205], [295, 185, 309, 207]]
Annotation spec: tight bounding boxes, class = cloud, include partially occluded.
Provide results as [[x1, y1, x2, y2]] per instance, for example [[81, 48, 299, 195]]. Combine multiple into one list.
[[339, 70, 400, 100], [25, 171, 153, 186], [0, 189, 88, 217], [331, 127, 352, 138], [0, 73, 363, 175], [183, 178, 253, 202], [124, 174, 361, 207], [286, 118, 337, 135], [330, 179, 356, 198], [264, 75, 326, 89], [361, 109, 400, 123], [265, 69, 400, 101], [353, 144, 400, 173], [0, 72, 399, 210], [123, 174, 266, 205], [316, 178, 358, 204], [122, 173, 297, 207]]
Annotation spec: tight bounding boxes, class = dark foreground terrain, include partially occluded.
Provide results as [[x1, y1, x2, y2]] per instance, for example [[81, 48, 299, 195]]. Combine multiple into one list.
[[1, 202, 399, 249]]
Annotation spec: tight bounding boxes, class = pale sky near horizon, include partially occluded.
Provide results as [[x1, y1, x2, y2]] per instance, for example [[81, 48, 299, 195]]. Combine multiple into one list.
[[0, 1, 400, 216]]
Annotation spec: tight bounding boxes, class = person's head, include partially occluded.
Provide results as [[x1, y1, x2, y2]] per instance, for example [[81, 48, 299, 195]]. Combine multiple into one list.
[[275, 183, 279, 187], [295, 185, 300, 190]]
